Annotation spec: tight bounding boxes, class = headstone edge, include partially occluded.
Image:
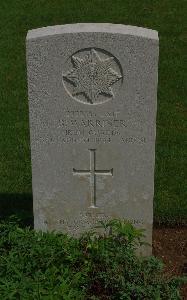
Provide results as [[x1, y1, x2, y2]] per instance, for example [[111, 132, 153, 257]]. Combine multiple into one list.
[[26, 23, 158, 41]]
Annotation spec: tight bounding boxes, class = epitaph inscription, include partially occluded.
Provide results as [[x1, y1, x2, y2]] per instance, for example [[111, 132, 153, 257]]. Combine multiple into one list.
[[73, 149, 113, 208]]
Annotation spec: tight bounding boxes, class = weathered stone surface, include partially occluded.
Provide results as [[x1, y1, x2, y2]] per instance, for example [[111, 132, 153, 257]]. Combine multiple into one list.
[[26, 23, 159, 255]]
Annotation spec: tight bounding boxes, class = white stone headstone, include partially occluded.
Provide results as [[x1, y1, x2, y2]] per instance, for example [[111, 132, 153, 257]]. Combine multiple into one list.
[[26, 23, 159, 255]]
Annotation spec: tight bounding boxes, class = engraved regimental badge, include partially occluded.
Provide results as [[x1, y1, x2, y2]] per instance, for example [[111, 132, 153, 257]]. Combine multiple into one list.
[[63, 48, 122, 105]]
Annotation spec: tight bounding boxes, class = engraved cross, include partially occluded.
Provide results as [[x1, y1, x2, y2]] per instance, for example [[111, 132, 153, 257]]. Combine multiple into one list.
[[73, 149, 113, 208]]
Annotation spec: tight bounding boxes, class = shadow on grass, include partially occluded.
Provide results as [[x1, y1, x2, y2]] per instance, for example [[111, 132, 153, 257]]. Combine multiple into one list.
[[0, 193, 33, 227]]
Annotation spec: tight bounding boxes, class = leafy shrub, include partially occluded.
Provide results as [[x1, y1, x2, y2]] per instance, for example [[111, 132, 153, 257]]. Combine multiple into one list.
[[0, 217, 186, 299]]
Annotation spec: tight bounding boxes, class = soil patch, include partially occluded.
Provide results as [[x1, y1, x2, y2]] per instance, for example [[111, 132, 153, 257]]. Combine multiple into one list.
[[153, 227, 187, 298]]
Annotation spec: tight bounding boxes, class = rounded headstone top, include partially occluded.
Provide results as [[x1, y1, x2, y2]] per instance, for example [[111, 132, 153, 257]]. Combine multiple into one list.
[[27, 23, 158, 41]]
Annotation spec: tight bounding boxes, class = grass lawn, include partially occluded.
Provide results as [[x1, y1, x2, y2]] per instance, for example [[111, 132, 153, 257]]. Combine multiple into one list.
[[0, 0, 186, 224]]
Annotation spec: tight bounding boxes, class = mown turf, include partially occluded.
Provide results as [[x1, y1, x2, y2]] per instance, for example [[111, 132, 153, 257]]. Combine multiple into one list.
[[0, 0, 186, 223]]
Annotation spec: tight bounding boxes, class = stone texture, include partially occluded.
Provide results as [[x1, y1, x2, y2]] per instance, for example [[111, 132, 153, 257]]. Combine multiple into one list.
[[26, 23, 159, 255]]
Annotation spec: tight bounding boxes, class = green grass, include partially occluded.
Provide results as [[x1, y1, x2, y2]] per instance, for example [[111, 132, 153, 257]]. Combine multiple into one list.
[[0, 0, 186, 223]]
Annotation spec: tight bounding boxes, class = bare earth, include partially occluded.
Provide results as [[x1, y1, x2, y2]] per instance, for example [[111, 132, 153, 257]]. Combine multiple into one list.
[[153, 227, 187, 299]]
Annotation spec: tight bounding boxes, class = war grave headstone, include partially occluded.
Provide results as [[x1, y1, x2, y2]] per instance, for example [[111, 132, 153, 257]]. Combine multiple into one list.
[[26, 23, 159, 255]]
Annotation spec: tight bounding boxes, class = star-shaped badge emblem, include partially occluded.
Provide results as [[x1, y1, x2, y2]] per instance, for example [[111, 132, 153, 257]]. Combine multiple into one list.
[[63, 49, 122, 104]]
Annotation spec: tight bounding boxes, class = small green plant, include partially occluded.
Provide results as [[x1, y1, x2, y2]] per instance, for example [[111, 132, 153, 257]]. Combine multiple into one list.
[[0, 217, 186, 299]]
